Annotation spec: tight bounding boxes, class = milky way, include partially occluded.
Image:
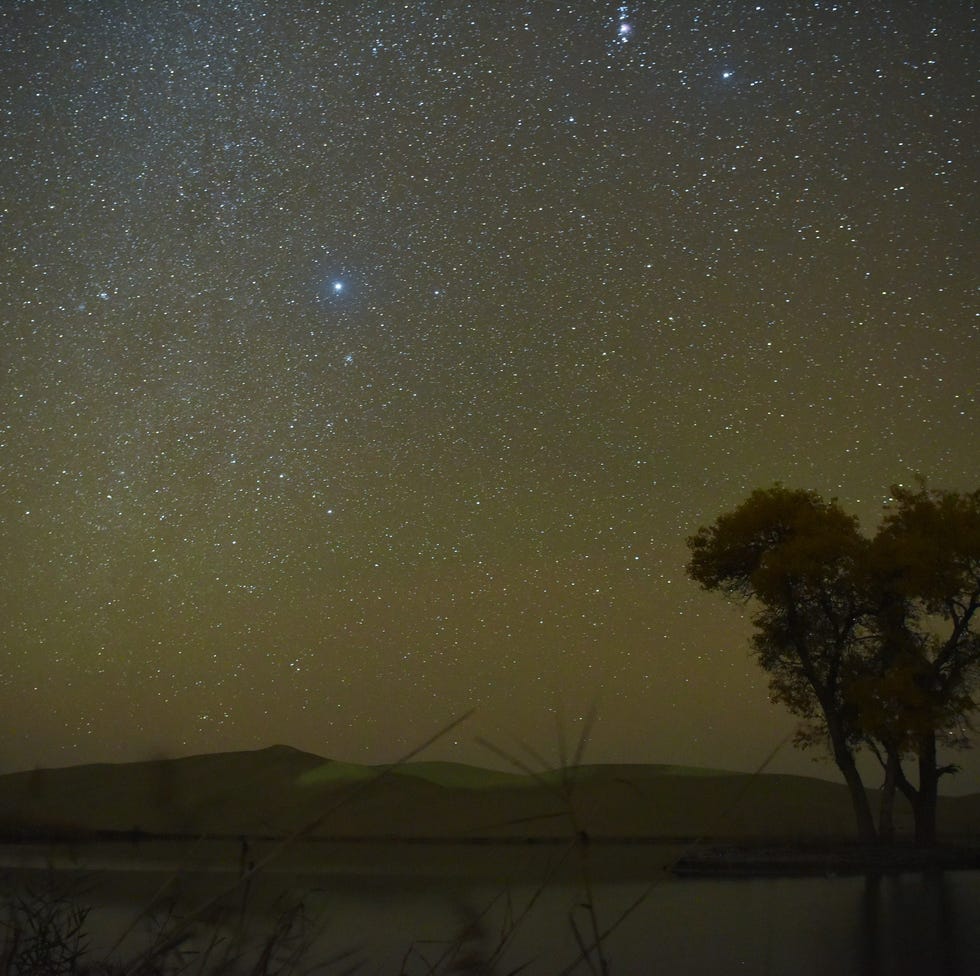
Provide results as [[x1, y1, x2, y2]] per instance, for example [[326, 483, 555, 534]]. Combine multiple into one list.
[[2, 1, 976, 785]]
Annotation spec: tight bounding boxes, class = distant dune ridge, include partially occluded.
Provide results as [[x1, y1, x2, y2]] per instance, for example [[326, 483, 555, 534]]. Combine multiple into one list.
[[2, 745, 978, 842]]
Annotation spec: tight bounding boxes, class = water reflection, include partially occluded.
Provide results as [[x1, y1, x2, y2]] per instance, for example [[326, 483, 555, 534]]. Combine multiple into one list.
[[858, 871, 962, 976], [1, 845, 978, 974]]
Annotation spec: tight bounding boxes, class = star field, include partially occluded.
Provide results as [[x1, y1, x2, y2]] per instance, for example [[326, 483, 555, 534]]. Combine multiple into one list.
[[1, 1, 977, 784]]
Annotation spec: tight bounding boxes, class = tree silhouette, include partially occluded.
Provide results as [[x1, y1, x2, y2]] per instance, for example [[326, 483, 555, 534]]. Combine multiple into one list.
[[687, 483, 980, 845], [687, 486, 876, 840], [862, 485, 980, 844]]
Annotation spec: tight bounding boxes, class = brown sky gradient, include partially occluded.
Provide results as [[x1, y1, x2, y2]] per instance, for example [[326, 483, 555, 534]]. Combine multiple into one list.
[[1, 1, 977, 792]]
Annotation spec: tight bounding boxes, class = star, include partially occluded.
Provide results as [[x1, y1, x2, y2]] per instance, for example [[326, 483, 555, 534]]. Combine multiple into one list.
[[2, 0, 974, 795]]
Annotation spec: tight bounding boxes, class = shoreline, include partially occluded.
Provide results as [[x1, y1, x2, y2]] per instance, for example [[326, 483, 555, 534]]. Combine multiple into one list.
[[671, 841, 980, 876], [2, 833, 980, 879]]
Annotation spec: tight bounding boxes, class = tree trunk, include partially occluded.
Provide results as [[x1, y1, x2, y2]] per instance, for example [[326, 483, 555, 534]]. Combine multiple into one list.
[[877, 748, 899, 844], [914, 732, 939, 847], [839, 752, 878, 843], [826, 716, 877, 842]]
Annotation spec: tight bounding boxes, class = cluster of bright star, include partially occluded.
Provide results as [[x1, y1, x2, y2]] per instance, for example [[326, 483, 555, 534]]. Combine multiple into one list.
[[616, 5, 632, 42]]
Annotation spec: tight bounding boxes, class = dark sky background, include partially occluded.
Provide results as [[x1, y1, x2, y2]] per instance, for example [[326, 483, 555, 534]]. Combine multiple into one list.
[[2, 1, 977, 789]]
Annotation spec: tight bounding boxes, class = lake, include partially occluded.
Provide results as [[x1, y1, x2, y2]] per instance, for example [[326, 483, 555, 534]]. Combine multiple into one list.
[[2, 840, 978, 974]]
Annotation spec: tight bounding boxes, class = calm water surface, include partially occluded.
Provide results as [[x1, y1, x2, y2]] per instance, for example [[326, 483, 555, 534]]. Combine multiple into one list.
[[2, 841, 977, 974]]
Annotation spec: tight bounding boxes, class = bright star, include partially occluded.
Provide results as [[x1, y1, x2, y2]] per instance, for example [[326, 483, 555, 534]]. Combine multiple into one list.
[[332, 280, 344, 293]]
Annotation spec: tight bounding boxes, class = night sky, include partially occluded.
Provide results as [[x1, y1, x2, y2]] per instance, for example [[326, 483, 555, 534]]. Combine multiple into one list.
[[2, 1, 977, 787]]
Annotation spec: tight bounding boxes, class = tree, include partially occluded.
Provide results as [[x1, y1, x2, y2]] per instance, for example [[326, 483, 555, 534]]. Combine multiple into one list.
[[859, 485, 980, 845], [686, 486, 877, 841], [687, 483, 980, 845]]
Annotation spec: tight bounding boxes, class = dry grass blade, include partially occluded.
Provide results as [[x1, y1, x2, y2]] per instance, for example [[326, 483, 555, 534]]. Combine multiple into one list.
[[566, 911, 600, 976], [570, 704, 598, 775], [556, 882, 657, 976], [119, 709, 476, 976], [667, 729, 793, 875], [477, 710, 611, 976]]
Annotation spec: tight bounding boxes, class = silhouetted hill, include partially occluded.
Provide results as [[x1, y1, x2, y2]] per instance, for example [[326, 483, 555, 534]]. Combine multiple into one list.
[[1, 747, 977, 842]]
